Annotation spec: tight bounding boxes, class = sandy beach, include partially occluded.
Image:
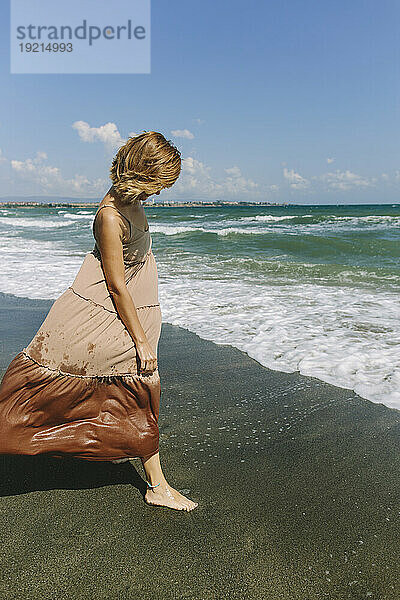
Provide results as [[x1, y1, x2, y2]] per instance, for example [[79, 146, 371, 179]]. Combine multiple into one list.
[[0, 292, 399, 600]]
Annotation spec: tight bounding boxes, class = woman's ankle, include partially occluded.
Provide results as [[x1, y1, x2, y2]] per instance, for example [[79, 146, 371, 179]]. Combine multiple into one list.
[[145, 474, 167, 487]]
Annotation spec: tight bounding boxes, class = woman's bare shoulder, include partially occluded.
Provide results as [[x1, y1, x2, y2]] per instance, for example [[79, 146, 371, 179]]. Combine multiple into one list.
[[93, 205, 129, 244]]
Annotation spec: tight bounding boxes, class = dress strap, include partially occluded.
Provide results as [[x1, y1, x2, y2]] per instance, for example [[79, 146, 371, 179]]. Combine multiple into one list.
[[92, 204, 132, 240]]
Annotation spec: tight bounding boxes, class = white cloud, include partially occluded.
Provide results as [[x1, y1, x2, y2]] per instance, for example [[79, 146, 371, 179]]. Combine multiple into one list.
[[225, 166, 242, 178], [171, 129, 195, 140], [326, 157, 335, 164], [318, 169, 375, 191], [11, 151, 106, 195], [223, 165, 258, 195], [11, 152, 60, 183], [72, 120, 125, 149], [281, 165, 376, 193], [283, 167, 309, 189], [169, 157, 259, 199], [174, 157, 213, 194]]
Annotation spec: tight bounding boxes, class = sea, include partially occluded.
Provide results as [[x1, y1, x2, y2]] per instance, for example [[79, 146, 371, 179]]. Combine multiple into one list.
[[0, 202, 399, 411]]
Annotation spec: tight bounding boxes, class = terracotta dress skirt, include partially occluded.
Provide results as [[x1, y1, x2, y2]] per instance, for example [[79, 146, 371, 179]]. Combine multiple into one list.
[[0, 205, 162, 462]]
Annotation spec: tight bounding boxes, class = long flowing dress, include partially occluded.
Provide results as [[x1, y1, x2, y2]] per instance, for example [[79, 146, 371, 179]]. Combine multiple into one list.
[[0, 204, 162, 462]]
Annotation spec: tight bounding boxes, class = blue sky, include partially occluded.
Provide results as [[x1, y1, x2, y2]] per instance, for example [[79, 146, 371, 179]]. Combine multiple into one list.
[[0, 0, 399, 204]]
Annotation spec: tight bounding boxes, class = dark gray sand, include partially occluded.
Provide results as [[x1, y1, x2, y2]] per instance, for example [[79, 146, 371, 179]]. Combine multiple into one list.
[[0, 292, 399, 600]]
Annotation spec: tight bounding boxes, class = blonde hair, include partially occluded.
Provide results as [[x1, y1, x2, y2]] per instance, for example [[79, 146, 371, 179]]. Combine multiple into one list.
[[109, 131, 181, 205]]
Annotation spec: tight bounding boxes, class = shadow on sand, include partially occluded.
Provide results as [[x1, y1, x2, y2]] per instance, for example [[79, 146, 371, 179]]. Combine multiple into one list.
[[0, 455, 147, 497]]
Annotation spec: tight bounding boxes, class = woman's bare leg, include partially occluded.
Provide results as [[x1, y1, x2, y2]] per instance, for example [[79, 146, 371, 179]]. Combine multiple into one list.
[[140, 452, 198, 511]]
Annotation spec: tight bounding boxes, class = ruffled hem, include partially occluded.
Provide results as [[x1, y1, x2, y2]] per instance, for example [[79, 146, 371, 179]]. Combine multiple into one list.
[[21, 349, 160, 385], [0, 350, 160, 462]]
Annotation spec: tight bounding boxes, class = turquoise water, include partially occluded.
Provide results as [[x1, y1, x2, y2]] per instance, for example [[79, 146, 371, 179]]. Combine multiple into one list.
[[0, 202, 399, 409]]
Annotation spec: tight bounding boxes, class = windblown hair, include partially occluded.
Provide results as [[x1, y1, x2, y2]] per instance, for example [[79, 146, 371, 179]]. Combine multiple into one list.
[[109, 131, 181, 205]]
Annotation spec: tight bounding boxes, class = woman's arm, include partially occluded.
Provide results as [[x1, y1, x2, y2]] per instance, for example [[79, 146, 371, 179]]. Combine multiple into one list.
[[94, 208, 157, 373]]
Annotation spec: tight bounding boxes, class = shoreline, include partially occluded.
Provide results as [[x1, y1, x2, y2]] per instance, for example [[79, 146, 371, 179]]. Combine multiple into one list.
[[0, 290, 399, 414], [0, 291, 399, 598]]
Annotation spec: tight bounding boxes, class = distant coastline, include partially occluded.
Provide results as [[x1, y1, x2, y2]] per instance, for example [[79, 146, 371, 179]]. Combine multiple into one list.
[[0, 199, 285, 208]]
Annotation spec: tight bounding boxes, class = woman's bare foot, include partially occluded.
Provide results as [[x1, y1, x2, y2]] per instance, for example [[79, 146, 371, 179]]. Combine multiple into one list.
[[144, 482, 198, 511]]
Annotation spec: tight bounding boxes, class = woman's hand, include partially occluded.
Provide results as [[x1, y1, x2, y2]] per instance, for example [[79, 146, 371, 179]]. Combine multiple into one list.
[[136, 339, 158, 373]]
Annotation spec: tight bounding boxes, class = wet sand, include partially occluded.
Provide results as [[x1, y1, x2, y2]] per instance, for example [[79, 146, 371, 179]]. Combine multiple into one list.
[[0, 292, 399, 599]]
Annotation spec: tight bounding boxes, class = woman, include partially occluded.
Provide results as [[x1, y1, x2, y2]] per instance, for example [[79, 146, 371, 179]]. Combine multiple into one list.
[[0, 131, 198, 512]]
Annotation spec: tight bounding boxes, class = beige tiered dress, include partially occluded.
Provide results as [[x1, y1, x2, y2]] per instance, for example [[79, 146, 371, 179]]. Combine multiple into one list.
[[0, 204, 162, 462]]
